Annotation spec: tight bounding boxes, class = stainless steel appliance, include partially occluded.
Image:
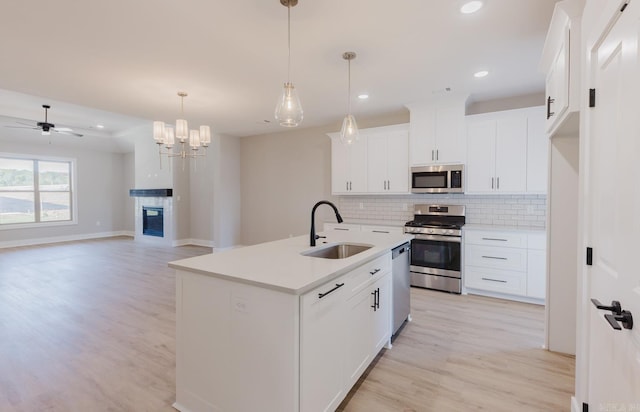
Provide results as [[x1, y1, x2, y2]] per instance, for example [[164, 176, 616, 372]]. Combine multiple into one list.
[[411, 164, 464, 194], [391, 242, 411, 335], [404, 204, 465, 293]]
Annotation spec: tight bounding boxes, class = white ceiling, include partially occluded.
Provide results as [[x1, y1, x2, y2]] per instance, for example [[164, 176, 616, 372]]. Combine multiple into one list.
[[0, 0, 558, 146]]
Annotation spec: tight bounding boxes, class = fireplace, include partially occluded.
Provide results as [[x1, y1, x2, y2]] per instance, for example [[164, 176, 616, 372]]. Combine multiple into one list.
[[142, 206, 164, 237]]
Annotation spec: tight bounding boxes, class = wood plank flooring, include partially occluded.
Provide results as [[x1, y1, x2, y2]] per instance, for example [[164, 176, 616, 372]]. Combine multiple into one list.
[[0, 237, 574, 411]]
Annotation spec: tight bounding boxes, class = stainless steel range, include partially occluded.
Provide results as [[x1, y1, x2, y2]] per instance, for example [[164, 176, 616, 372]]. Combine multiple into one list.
[[404, 204, 465, 294]]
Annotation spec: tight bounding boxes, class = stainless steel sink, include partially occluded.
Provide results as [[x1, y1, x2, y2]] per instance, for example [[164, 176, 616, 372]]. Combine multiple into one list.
[[302, 243, 373, 259]]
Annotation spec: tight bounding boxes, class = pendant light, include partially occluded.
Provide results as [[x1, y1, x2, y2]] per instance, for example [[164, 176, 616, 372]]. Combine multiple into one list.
[[340, 51, 359, 144], [275, 0, 303, 127]]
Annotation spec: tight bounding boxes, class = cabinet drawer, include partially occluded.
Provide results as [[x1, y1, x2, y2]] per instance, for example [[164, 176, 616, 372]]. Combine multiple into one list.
[[464, 266, 527, 296], [465, 244, 527, 272], [302, 272, 350, 309], [360, 225, 403, 235], [346, 254, 391, 296], [464, 230, 527, 248], [323, 223, 361, 232]]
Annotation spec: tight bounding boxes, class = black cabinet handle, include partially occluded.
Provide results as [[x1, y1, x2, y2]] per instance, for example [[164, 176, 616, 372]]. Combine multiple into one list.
[[376, 288, 380, 309], [318, 283, 345, 299], [547, 96, 555, 119], [482, 237, 508, 242], [605, 311, 633, 330], [369, 268, 381, 276], [590, 298, 622, 315], [371, 290, 377, 311]]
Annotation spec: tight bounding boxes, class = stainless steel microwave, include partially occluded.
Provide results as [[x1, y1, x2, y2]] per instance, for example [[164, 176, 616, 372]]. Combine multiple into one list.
[[411, 164, 464, 193]]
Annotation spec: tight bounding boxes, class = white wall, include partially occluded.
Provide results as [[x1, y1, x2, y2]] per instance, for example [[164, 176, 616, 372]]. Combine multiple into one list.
[[467, 93, 545, 115], [0, 137, 131, 246], [212, 134, 241, 248], [132, 124, 172, 189]]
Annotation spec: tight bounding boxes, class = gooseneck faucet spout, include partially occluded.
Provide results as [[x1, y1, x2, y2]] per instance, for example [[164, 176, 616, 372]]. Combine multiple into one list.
[[310, 200, 343, 246]]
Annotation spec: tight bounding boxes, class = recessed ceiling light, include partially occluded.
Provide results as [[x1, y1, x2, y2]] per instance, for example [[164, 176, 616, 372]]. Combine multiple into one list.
[[358, 94, 369, 100], [96, 124, 105, 129], [474, 70, 489, 78], [460, 1, 483, 14]]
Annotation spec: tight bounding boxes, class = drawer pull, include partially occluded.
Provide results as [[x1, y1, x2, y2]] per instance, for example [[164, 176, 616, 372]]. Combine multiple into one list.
[[318, 283, 345, 299], [369, 268, 381, 276], [372, 230, 389, 234], [482, 277, 507, 283], [481, 255, 508, 260], [333, 228, 349, 231], [482, 237, 508, 242]]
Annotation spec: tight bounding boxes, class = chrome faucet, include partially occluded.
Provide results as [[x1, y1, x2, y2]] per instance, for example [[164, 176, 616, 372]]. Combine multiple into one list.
[[310, 200, 343, 246]]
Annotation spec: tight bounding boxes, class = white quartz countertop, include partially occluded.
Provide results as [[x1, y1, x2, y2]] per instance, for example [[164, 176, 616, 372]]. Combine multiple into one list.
[[169, 231, 413, 295]]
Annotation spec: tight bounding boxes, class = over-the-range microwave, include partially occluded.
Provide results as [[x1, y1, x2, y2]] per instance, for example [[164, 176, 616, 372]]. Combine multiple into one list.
[[411, 164, 464, 194]]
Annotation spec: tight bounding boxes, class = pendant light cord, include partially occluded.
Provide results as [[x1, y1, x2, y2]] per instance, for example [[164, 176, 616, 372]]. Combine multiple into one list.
[[287, 2, 291, 83], [347, 58, 352, 116]]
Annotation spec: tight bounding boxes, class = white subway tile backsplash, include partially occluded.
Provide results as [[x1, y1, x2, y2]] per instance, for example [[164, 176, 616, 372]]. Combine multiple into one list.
[[336, 194, 546, 228]]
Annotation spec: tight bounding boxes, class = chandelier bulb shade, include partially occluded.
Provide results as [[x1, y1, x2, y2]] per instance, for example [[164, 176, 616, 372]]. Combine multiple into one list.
[[275, 0, 303, 127], [152, 92, 211, 168], [340, 51, 359, 144]]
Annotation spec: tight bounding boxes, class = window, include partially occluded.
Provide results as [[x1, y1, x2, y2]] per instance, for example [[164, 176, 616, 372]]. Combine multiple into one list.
[[0, 154, 76, 228]]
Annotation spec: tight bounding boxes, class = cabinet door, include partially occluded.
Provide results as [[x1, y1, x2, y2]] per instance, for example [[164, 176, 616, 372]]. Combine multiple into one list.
[[546, 24, 570, 132], [526, 107, 548, 193], [495, 116, 527, 193], [434, 104, 465, 163], [386, 131, 409, 193], [300, 281, 347, 412], [345, 286, 375, 387], [371, 273, 392, 353], [331, 138, 350, 194], [349, 139, 368, 193], [466, 119, 496, 193], [367, 133, 388, 193], [409, 106, 436, 166]]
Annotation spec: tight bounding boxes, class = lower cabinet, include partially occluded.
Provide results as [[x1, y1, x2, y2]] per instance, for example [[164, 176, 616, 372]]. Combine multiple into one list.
[[174, 252, 392, 412], [463, 228, 546, 303], [300, 254, 391, 412]]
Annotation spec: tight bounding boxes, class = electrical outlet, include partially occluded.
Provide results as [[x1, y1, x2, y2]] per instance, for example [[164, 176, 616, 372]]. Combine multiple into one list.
[[527, 205, 534, 214], [359, 202, 364, 210], [96, 220, 101, 226], [402, 203, 408, 211]]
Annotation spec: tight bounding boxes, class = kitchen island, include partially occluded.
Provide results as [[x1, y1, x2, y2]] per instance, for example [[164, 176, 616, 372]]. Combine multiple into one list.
[[169, 231, 412, 412]]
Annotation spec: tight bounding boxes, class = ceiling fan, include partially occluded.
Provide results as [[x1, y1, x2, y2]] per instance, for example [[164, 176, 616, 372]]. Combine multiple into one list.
[[6, 104, 84, 137]]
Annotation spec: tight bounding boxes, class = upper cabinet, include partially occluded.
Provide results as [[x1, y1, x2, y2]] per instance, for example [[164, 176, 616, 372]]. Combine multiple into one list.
[[406, 96, 468, 166], [328, 124, 409, 196], [539, 0, 583, 135], [466, 106, 547, 195]]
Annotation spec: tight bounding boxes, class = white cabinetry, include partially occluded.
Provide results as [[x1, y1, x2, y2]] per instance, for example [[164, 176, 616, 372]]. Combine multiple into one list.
[[175, 251, 393, 412], [466, 106, 547, 195], [367, 128, 409, 193], [330, 134, 367, 194], [329, 124, 409, 195], [406, 97, 467, 166], [323, 223, 403, 235], [464, 228, 546, 303], [539, 0, 583, 135], [300, 273, 349, 411]]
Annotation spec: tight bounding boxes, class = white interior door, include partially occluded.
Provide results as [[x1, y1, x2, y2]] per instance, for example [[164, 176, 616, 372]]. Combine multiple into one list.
[[586, 0, 640, 406]]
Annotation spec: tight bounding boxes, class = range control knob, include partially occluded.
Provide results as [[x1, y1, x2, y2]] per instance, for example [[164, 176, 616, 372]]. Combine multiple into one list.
[[428, 229, 434, 234], [447, 229, 454, 235]]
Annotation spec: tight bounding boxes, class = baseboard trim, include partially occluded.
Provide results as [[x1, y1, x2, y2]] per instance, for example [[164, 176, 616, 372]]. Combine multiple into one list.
[[172, 238, 215, 248], [0, 231, 134, 249]]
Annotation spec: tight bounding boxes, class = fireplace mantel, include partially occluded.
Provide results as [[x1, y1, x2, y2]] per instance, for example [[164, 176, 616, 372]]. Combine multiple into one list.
[[129, 189, 173, 197]]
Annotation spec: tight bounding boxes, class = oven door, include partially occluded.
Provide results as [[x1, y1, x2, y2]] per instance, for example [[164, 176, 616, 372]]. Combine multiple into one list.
[[410, 234, 461, 278]]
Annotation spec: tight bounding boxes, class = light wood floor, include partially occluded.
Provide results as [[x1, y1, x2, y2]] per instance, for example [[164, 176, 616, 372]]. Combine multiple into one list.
[[0, 237, 574, 411]]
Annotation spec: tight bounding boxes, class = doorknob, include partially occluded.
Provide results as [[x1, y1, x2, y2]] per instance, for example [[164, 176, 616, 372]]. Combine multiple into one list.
[[605, 311, 633, 330], [590, 298, 622, 315]]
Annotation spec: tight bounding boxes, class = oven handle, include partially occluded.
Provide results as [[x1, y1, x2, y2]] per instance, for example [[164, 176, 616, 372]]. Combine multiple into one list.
[[411, 234, 461, 243]]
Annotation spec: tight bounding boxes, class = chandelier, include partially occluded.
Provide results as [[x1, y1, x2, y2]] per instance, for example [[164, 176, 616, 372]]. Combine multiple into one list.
[[153, 92, 211, 168]]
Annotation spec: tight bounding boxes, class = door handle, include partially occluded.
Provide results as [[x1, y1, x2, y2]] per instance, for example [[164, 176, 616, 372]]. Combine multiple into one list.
[[605, 311, 633, 330], [547, 96, 555, 119], [590, 298, 622, 315]]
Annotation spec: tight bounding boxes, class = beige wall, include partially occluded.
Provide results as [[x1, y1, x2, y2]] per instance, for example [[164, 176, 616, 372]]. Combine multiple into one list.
[[240, 111, 409, 246], [467, 93, 545, 115], [212, 134, 241, 248]]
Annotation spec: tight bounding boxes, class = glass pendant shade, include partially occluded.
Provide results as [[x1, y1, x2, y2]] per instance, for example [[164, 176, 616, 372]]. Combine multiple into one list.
[[200, 125, 211, 147], [275, 82, 303, 127], [164, 127, 175, 148], [189, 129, 201, 149], [340, 114, 359, 145], [176, 119, 189, 142], [153, 121, 165, 143]]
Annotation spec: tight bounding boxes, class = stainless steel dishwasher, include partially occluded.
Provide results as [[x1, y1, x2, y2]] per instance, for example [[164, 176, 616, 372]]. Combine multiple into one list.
[[392, 242, 411, 335]]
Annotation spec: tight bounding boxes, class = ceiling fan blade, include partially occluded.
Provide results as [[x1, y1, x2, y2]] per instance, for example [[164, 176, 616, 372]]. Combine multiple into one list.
[[53, 129, 83, 137], [15, 121, 36, 127], [5, 125, 39, 130]]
